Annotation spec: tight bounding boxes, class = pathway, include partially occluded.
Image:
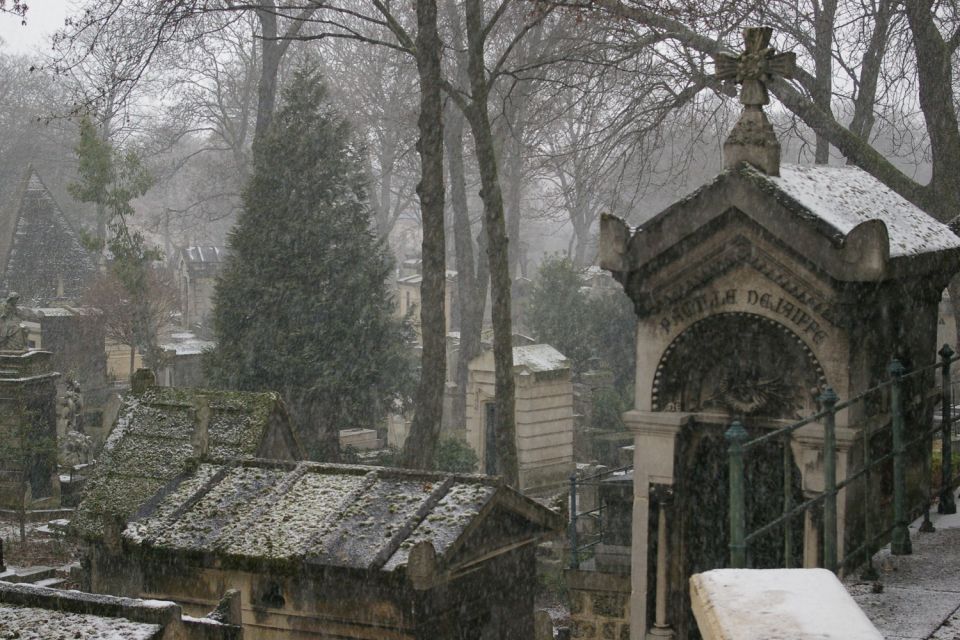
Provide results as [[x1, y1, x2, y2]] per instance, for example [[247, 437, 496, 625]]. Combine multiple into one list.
[[847, 494, 960, 640]]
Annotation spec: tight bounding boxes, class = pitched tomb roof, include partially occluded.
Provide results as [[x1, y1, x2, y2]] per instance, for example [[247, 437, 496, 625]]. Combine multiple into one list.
[[72, 386, 303, 540]]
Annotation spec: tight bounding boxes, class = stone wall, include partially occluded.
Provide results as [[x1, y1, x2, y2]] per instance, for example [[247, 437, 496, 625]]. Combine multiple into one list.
[[565, 569, 630, 640], [0, 580, 242, 640]]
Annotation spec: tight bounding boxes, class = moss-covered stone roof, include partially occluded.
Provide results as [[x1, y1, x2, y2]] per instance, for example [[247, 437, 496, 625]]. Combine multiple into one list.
[[72, 387, 298, 541], [123, 459, 562, 573]]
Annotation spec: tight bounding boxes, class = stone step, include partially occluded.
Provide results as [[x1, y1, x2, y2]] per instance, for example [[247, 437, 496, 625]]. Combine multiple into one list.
[[2, 566, 55, 584]]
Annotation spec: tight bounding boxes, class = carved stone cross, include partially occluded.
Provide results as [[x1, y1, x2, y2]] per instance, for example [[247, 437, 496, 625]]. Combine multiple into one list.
[[715, 27, 796, 175], [715, 27, 796, 107]]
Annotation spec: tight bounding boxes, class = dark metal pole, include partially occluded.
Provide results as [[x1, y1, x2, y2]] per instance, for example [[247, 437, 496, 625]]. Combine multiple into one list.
[[860, 419, 879, 580], [569, 473, 579, 569], [821, 387, 838, 572], [890, 358, 912, 555], [783, 433, 793, 568], [726, 420, 748, 568], [940, 344, 956, 514]]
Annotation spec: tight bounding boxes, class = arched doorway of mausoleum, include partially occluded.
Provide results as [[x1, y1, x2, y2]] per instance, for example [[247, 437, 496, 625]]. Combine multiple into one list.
[[651, 312, 827, 639]]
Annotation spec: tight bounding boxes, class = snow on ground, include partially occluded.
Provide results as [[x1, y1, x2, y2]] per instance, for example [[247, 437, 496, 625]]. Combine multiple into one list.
[[846, 489, 960, 640]]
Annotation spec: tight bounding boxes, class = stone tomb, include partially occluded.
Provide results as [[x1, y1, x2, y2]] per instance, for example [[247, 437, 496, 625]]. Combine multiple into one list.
[[599, 27, 960, 640], [0, 350, 60, 510], [71, 385, 304, 543], [90, 459, 562, 639], [466, 344, 575, 492]]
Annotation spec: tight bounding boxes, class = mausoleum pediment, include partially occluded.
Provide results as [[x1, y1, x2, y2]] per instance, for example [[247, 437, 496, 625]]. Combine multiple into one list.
[[601, 162, 960, 286]]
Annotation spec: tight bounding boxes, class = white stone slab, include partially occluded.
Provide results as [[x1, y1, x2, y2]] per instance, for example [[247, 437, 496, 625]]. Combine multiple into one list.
[[690, 568, 883, 640]]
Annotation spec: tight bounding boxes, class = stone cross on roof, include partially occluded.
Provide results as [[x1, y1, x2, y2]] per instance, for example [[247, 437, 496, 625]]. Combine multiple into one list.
[[715, 27, 796, 106], [715, 27, 796, 176]]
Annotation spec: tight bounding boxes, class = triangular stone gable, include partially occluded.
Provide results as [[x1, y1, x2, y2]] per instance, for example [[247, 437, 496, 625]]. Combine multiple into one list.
[[0, 168, 97, 305]]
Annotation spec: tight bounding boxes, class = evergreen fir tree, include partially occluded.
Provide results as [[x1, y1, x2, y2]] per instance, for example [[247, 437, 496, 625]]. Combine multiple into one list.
[[205, 70, 413, 460]]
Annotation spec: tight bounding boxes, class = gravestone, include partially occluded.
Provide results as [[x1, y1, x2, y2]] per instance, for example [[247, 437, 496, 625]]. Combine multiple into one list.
[[600, 27, 960, 640], [0, 298, 60, 510]]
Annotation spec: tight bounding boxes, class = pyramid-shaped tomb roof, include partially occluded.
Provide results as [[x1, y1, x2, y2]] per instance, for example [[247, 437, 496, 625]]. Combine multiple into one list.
[[0, 169, 97, 304]]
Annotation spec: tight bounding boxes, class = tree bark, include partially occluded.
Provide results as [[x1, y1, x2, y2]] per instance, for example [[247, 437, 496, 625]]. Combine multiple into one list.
[[587, 0, 959, 221], [401, 0, 447, 470], [811, 0, 836, 164], [903, 1, 960, 216], [445, 104, 483, 433], [464, 0, 519, 488], [848, 0, 893, 140], [253, 1, 317, 145]]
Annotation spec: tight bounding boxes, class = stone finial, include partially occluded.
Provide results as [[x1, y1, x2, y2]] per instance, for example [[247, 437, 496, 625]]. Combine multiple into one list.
[[206, 589, 242, 625], [715, 27, 796, 175], [130, 368, 156, 394], [0, 292, 29, 352], [192, 396, 211, 459]]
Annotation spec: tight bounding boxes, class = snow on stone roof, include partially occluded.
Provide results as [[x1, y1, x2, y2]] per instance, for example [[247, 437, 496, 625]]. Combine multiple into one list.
[[752, 164, 960, 258], [0, 582, 180, 640], [72, 387, 300, 540], [514, 344, 569, 373], [0, 603, 162, 639], [160, 331, 215, 356], [124, 460, 560, 573], [181, 246, 226, 264], [397, 270, 458, 285]]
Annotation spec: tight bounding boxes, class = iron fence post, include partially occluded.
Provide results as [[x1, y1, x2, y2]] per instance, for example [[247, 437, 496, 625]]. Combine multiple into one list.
[[890, 358, 912, 555], [860, 421, 879, 581], [569, 473, 579, 569], [940, 344, 956, 514], [821, 387, 838, 572], [726, 420, 748, 568], [783, 434, 793, 568]]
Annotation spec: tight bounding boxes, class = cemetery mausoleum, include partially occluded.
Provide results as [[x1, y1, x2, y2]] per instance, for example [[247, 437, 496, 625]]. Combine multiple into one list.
[[600, 27, 960, 639], [91, 459, 562, 639]]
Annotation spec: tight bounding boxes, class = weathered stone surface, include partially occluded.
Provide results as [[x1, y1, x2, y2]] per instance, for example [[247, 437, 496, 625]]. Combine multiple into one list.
[[591, 593, 626, 619], [571, 620, 596, 638], [0, 169, 96, 306]]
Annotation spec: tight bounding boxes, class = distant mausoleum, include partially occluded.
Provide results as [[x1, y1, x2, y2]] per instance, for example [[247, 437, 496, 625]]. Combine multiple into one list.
[[466, 344, 575, 492], [177, 246, 227, 331], [0, 168, 97, 306], [0, 350, 60, 510]]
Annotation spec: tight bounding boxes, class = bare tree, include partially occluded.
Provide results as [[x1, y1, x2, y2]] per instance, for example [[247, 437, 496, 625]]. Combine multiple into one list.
[[81, 270, 179, 378], [562, 0, 960, 222]]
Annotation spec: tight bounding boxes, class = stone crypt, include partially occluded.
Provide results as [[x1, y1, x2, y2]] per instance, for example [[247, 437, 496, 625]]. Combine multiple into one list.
[[599, 28, 960, 640]]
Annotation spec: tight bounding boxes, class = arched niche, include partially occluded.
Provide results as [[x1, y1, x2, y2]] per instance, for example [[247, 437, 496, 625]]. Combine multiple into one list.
[[651, 312, 827, 420]]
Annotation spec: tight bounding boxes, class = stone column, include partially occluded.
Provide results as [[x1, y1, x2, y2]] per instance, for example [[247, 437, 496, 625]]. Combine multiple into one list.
[[647, 488, 674, 639], [624, 411, 692, 640]]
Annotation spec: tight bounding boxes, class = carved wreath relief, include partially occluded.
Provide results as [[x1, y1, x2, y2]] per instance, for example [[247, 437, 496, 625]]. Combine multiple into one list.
[[653, 312, 826, 418]]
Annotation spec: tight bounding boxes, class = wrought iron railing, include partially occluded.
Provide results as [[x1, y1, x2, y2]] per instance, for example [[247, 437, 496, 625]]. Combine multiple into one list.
[[727, 345, 960, 574], [568, 464, 633, 569]]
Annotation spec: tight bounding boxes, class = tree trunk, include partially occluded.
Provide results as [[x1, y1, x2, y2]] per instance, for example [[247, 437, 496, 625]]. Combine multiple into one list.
[[848, 0, 893, 141], [464, 0, 519, 488], [401, 0, 447, 470], [254, 5, 283, 145], [129, 343, 136, 380], [445, 105, 482, 433], [903, 1, 960, 218], [811, 0, 837, 164]]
